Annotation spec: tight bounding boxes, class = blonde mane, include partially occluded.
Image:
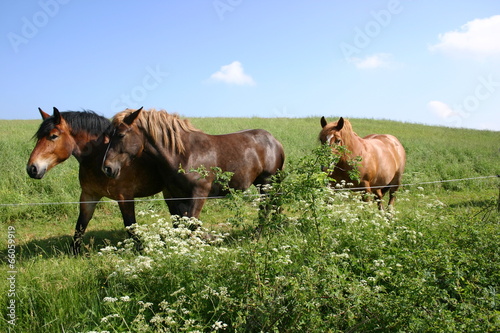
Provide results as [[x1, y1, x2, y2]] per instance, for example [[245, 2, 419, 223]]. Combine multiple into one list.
[[337, 118, 357, 148], [112, 108, 201, 154]]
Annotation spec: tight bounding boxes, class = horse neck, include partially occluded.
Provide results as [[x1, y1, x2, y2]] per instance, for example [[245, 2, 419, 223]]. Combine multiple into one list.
[[340, 130, 363, 161], [70, 130, 105, 163], [137, 114, 196, 167], [143, 128, 189, 169], [57, 112, 109, 163]]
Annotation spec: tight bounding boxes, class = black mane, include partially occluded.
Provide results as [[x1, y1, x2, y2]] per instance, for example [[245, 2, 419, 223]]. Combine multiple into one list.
[[34, 110, 111, 140]]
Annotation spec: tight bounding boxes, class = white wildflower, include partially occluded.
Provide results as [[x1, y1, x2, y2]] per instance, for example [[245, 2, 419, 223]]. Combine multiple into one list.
[[103, 297, 118, 303], [212, 321, 228, 330], [149, 314, 166, 324]]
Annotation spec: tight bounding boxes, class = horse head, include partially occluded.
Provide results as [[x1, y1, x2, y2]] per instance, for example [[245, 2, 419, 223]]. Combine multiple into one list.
[[102, 107, 145, 179], [319, 116, 345, 147], [27, 107, 76, 179]]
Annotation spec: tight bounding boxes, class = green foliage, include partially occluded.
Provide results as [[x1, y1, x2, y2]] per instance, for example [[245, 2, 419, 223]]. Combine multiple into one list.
[[88, 188, 499, 332], [180, 165, 235, 193], [0, 117, 499, 332]]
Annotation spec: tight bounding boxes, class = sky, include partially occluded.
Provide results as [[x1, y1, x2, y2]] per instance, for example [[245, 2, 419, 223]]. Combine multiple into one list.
[[1, 1, 500, 131]]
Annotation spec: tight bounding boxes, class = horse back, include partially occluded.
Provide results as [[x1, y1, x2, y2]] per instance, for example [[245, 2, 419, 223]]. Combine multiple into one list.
[[216, 129, 284, 174], [185, 129, 284, 191]]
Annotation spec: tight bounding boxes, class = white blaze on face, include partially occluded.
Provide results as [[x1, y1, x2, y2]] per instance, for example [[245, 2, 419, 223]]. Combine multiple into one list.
[[30, 155, 57, 176]]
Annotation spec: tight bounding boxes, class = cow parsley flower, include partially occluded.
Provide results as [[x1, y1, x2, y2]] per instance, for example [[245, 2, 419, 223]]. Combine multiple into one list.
[[102, 297, 118, 303], [212, 321, 228, 330]]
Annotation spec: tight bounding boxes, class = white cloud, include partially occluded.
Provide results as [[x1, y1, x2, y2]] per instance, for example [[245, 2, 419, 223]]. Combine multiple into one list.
[[427, 100, 459, 119], [429, 15, 500, 59], [348, 53, 394, 69], [209, 61, 255, 86]]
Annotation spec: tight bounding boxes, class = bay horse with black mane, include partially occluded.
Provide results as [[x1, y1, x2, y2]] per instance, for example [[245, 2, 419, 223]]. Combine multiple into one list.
[[102, 108, 285, 219], [319, 116, 406, 210], [27, 107, 166, 254]]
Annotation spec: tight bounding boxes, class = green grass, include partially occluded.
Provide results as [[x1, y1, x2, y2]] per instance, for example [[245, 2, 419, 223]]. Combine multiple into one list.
[[0, 117, 499, 332]]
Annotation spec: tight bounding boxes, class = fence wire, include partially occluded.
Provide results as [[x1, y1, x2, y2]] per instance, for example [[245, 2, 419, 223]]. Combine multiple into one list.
[[0, 175, 498, 207]]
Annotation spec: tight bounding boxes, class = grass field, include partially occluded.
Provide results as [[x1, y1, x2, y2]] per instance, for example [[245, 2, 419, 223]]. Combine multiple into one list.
[[0, 116, 499, 332]]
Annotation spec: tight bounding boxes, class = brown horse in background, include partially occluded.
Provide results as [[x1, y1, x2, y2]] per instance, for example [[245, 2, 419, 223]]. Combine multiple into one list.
[[319, 117, 406, 210], [102, 108, 285, 218], [27, 107, 166, 254]]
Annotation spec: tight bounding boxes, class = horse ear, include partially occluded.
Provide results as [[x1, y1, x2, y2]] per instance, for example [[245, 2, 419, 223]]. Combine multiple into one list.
[[320, 116, 327, 128], [124, 107, 143, 126], [38, 108, 50, 120], [336, 117, 344, 131], [52, 107, 61, 125]]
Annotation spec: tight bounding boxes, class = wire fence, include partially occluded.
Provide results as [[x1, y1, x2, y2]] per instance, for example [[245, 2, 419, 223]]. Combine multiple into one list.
[[0, 175, 498, 208]]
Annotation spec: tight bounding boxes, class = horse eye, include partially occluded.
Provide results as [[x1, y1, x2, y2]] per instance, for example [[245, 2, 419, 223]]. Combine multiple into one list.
[[49, 134, 59, 140]]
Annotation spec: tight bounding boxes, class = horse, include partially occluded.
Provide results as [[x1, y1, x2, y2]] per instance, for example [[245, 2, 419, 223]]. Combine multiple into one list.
[[102, 107, 285, 219], [27, 107, 167, 254], [319, 116, 406, 210]]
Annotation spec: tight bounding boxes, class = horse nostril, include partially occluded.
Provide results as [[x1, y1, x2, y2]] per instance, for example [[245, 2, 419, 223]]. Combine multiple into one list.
[[27, 164, 44, 179], [103, 166, 116, 178], [27, 164, 37, 176]]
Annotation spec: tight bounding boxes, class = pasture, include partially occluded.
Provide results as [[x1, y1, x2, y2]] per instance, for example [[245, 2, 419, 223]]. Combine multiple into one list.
[[0, 116, 499, 332]]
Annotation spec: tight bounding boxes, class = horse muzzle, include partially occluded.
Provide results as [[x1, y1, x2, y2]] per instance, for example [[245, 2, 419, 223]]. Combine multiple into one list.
[[26, 163, 47, 179], [102, 162, 120, 179]]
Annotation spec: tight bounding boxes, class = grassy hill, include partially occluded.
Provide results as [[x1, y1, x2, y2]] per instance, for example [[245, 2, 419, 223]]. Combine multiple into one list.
[[0, 117, 499, 332]]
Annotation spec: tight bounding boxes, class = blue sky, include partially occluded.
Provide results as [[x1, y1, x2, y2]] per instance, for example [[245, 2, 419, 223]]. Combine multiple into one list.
[[1, 1, 500, 130]]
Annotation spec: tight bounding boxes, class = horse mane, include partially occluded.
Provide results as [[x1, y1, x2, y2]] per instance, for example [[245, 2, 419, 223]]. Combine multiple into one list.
[[34, 111, 110, 140], [337, 118, 357, 148], [112, 108, 201, 154]]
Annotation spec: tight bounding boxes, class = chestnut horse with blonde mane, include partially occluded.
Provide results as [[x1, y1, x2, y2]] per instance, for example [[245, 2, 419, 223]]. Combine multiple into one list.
[[319, 117, 406, 210], [102, 108, 285, 218]]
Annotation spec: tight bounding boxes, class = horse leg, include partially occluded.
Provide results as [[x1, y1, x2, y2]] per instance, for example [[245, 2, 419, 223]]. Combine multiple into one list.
[[360, 181, 373, 203], [373, 188, 385, 211], [388, 186, 398, 208], [117, 199, 142, 251], [172, 185, 211, 230], [162, 189, 174, 213], [73, 192, 100, 255], [187, 197, 206, 220], [387, 171, 403, 209], [166, 196, 205, 229], [186, 182, 212, 218], [168, 197, 205, 230]]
